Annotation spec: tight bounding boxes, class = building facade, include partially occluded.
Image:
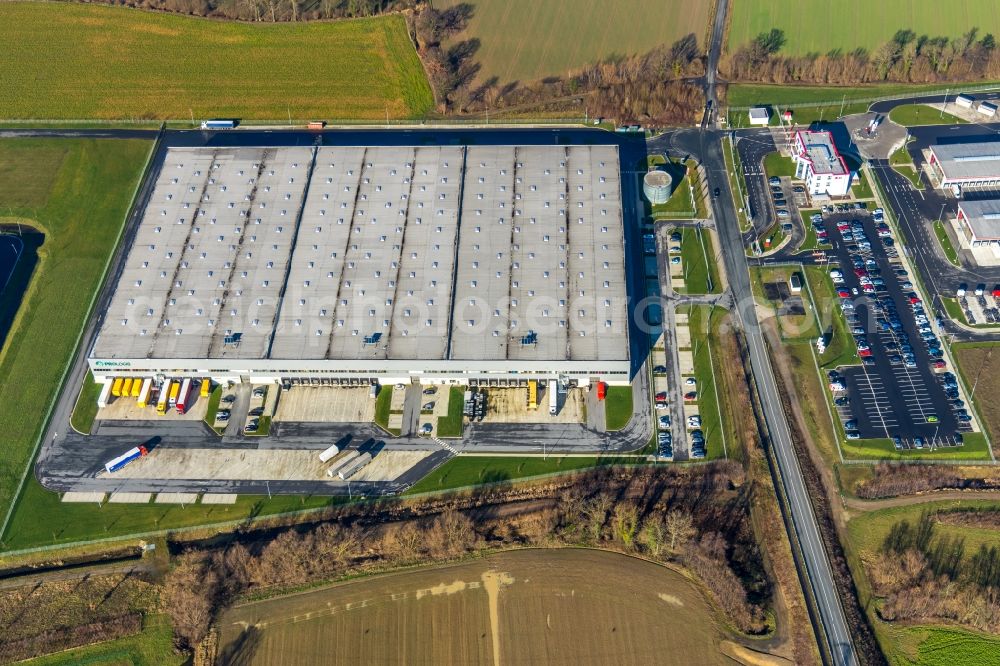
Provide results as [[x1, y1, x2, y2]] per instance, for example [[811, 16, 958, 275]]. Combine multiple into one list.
[[927, 142, 1000, 191], [956, 199, 1000, 247], [792, 130, 852, 197]]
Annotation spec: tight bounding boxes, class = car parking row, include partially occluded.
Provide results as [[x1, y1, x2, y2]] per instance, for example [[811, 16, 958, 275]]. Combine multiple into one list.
[[956, 283, 1000, 324], [820, 209, 964, 444]]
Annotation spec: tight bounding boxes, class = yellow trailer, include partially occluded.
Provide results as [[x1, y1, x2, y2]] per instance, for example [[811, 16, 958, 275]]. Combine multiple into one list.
[[122, 378, 134, 397], [111, 377, 124, 397], [157, 379, 171, 414], [527, 379, 538, 409], [200, 379, 211, 398], [131, 378, 142, 397]]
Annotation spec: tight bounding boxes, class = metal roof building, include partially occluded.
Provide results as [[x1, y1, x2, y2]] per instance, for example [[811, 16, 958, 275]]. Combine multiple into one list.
[[956, 199, 1000, 245], [89, 145, 631, 386], [927, 142, 1000, 188]]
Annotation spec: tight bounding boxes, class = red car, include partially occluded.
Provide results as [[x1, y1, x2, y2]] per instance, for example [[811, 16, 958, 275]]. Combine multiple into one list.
[[854, 268, 867, 277], [859, 348, 873, 357], [838, 289, 850, 298], [684, 392, 697, 401], [655, 391, 667, 401], [909, 296, 921, 304]]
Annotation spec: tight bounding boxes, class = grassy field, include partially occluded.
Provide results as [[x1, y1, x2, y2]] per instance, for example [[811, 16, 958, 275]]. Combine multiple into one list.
[[852, 172, 875, 199], [374, 385, 393, 431], [804, 266, 861, 369], [604, 386, 633, 431], [848, 499, 1000, 564], [752, 266, 821, 340], [885, 626, 1000, 666], [69, 371, 101, 435], [889, 103, 969, 126], [933, 220, 961, 265], [437, 387, 466, 437], [2, 476, 346, 550], [218, 548, 729, 665], [678, 228, 722, 294], [437, 0, 713, 84], [841, 431, 990, 461], [727, 1, 1000, 55], [685, 305, 727, 460], [763, 152, 796, 179], [0, 2, 432, 120], [19, 614, 183, 666], [404, 456, 626, 494], [0, 137, 151, 542], [954, 343, 1000, 450]]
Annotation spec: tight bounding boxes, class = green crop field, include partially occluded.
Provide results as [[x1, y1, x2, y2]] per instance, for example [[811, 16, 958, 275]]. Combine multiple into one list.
[[436, 0, 713, 84], [728, 0, 1000, 55], [0, 137, 151, 544], [0, 2, 432, 120]]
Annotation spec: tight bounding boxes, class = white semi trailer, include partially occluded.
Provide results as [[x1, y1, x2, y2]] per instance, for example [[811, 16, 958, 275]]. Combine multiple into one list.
[[325, 450, 360, 478], [338, 452, 373, 480]]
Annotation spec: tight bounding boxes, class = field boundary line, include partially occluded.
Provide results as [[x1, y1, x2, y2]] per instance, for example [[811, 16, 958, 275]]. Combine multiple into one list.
[[727, 82, 1000, 111], [0, 131, 162, 544]]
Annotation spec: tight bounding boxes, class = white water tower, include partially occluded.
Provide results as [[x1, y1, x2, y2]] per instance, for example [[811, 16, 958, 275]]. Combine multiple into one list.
[[643, 170, 672, 204]]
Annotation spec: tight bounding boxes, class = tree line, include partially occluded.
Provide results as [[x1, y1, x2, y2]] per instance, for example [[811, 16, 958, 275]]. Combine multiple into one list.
[[724, 27, 1000, 86], [870, 509, 1000, 634], [80, 0, 418, 22], [409, 4, 707, 126], [854, 462, 998, 499], [164, 463, 770, 653]]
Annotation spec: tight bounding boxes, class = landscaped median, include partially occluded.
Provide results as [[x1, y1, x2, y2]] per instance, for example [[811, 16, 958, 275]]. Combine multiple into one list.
[[933, 219, 961, 266], [604, 386, 633, 431], [722, 135, 751, 231]]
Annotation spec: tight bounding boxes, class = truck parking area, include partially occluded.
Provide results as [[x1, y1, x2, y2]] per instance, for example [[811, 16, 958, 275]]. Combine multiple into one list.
[[273, 386, 375, 423], [819, 210, 970, 448], [481, 387, 585, 424]]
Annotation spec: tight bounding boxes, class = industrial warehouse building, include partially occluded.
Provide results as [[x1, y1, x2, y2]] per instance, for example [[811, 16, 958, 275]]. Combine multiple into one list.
[[89, 144, 631, 387], [955, 199, 1000, 247], [927, 142, 1000, 191], [792, 130, 852, 198]]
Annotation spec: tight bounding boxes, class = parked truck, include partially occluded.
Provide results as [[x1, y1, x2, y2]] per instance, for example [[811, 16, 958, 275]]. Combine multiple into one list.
[[176, 378, 192, 415], [105, 446, 148, 473], [201, 119, 236, 129], [122, 378, 133, 397], [97, 380, 113, 409], [168, 381, 180, 407], [131, 378, 142, 397], [200, 379, 211, 398], [597, 381, 607, 401], [157, 379, 171, 415], [318, 443, 341, 463], [111, 377, 124, 397], [137, 378, 152, 408], [338, 452, 373, 480], [325, 450, 360, 478], [549, 379, 558, 415]]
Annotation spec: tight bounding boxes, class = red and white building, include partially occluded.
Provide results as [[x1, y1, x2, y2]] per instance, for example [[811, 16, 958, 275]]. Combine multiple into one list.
[[792, 130, 852, 197]]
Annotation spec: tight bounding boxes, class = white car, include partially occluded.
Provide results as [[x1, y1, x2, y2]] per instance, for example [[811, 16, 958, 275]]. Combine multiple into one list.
[[685, 377, 697, 386]]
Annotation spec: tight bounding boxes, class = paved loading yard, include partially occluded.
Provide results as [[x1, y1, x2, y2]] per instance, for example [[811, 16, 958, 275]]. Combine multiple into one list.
[[273, 386, 375, 422], [821, 210, 967, 446], [96, 390, 207, 422], [100, 447, 433, 482], [481, 387, 585, 423]]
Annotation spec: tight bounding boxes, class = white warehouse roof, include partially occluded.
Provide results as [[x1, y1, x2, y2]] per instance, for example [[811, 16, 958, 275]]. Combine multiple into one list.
[[92, 144, 628, 366]]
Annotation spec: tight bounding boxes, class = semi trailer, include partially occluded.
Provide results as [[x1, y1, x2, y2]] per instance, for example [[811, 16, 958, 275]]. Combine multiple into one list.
[[176, 378, 192, 415], [157, 379, 171, 414], [105, 446, 148, 473], [201, 119, 236, 129], [318, 444, 341, 463], [338, 452, 373, 480], [137, 378, 152, 408], [97, 380, 113, 409], [325, 450, 360, 478], [548, 380, 558, 415]]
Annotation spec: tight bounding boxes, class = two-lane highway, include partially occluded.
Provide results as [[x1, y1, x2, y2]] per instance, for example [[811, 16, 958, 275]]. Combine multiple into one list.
[[675, 126, 858, 665]]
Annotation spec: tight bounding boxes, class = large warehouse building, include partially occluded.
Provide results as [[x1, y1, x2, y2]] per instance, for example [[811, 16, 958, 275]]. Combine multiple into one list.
[[89, 144, 631, 387], [927, 142, 1000, 191]]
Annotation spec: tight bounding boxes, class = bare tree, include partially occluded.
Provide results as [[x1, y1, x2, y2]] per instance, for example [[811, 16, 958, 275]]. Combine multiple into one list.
[[665, 509, 696, 554]]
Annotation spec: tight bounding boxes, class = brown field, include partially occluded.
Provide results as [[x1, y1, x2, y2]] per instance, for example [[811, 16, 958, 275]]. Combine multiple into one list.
[[954, 345, 1000, 452], [217, 548, 728, 665]]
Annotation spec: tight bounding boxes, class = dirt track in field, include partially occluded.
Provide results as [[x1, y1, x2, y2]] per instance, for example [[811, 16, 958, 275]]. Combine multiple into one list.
[[217, 548, 729, 666]]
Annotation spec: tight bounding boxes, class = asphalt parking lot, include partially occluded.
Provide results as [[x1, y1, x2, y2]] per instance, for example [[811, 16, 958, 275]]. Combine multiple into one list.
[[819, 210, 966, 448]]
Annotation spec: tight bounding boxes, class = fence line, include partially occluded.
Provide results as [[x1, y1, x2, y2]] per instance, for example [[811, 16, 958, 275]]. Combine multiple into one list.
[[728, 82, 1000, 111]]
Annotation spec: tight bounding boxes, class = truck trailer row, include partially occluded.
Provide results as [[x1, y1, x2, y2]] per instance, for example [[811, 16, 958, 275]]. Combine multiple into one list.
[[98, 377, 211, 415]]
